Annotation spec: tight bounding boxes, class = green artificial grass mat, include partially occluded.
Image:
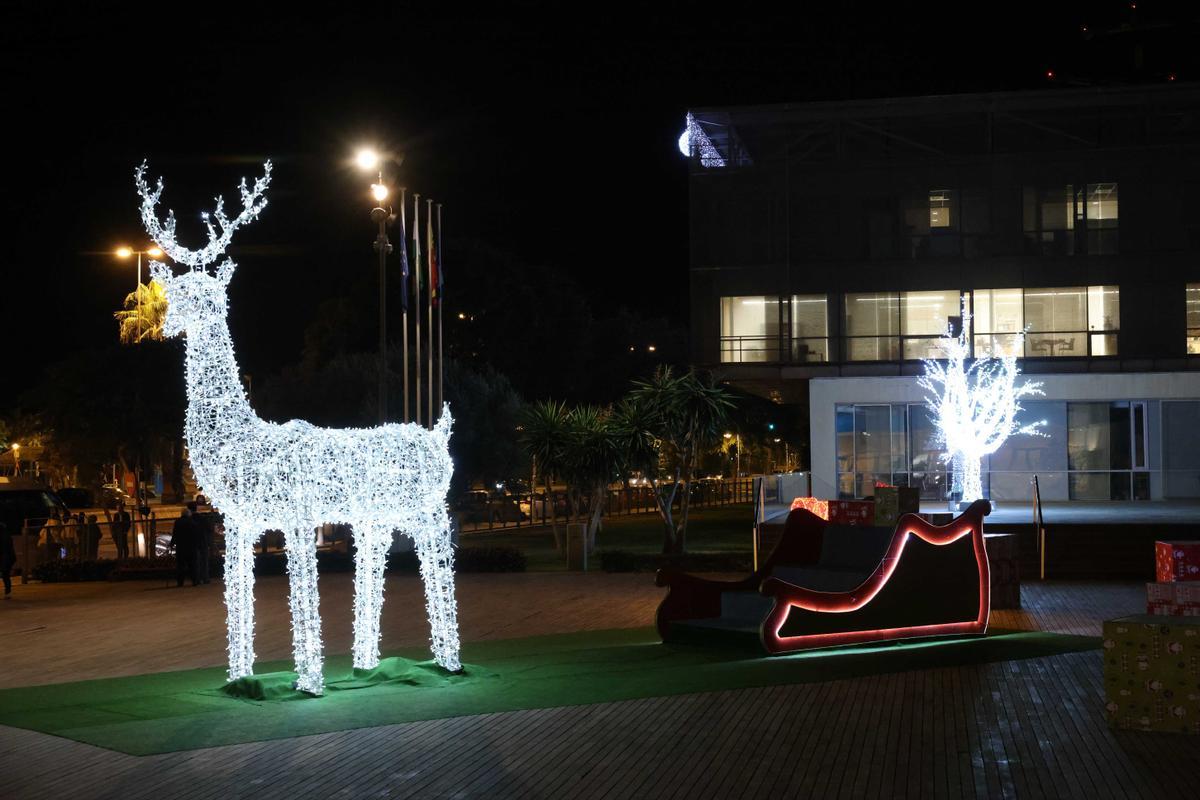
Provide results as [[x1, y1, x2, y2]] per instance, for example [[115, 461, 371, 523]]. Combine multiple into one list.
[[0, 626, 1098, 756]]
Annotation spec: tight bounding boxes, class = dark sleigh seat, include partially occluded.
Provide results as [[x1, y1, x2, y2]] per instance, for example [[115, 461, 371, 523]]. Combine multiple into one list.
[[655, 500, 992, 653]]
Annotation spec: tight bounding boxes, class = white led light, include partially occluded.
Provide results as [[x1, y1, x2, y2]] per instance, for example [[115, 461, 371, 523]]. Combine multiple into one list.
[[918, 301, 1045, 503], [679, 112, 726, 168], [135, 161, 462, 694]]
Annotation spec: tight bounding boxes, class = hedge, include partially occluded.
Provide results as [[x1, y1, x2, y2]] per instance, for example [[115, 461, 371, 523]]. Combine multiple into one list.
[[27, 545, 526, 582]]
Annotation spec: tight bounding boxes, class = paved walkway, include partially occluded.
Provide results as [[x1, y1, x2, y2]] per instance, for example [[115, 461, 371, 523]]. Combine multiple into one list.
[[2, 576, 1198, 799]]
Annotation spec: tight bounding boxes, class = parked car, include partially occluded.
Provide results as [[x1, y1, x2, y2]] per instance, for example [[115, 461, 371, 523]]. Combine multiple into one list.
[[454, 491, 528, 523], [98, 484, 135, 510], [57, 487, 95, 509], [0, 478, 68, 535]]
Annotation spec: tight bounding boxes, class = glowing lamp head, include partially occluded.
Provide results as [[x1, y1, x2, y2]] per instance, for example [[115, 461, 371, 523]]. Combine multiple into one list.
[[147, 247, 164, 258], [371, 183, 389, 203], [116, 247, 133, 258], [677, 128, 690, 157], [355, 148, 380, 171]]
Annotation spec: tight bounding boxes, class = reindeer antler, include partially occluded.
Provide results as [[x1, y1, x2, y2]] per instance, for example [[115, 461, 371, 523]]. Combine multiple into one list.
[[134, 160, 272, 271]]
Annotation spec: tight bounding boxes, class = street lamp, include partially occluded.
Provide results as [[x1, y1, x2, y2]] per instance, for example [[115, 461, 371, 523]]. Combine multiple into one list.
[[115, 246, 163, 343], [10, 443, 20, 476], [355, 147, 401, 424], [724, 431, 741, 479]]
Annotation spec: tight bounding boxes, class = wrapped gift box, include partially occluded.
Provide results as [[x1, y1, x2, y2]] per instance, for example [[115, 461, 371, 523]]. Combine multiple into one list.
[[1103, 615, 1200, 734], [827, 500, 875, 526], [874, 486, 920, 527], [1155, 541, 1200, 582], [789, 496, 829, 520], [1148, 602, 1200, 617], [1142, 582, 1200, 614]]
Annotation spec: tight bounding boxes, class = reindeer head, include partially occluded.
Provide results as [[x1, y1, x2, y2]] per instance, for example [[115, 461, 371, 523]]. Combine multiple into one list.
[[135, 160, 272, 338]]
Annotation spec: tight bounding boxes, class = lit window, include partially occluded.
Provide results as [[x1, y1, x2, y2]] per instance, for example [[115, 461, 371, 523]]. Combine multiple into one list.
[[790, 294, 829, 363], [901, 289, 963, 360], [929, 190, 954, 229], [1023, 182, 1118, 255], [1188, 284, 1200, 354], [720, 296, 783, 363], [973, 288, 1024, 356], [845, 293, 900, 361], [974, 286, 1118, 357]]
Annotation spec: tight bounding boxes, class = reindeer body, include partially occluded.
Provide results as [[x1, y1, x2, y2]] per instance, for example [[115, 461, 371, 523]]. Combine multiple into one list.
[[137, 162, 461, 694]]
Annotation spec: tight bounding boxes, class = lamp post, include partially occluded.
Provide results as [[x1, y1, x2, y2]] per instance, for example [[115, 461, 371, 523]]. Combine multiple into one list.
[[355, 148, 400, 424], [115, 246, 164, 343]]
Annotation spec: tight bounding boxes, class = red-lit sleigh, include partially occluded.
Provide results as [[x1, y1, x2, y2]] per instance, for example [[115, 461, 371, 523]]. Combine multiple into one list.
[[655, 499, 991, 653]]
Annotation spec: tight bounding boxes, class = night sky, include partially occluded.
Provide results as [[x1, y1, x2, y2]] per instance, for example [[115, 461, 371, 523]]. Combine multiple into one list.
[[4, 2, 1194, 402]]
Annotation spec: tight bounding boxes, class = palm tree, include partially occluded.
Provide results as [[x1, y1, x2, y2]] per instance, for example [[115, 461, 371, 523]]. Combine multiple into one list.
[[560, 405, 625, 552], [114, 280, 168, 344], [520, 400, 570, 550], [520, 401, 627, 553], [625, 366, 735, 554]]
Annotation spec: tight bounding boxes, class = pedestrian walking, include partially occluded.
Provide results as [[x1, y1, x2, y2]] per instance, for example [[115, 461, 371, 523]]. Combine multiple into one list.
[[38, 512, 62, 560], [0, 522, 15, 598], [84, 514, 102, 560], [169, 508, 200, 587], [112, 502, 131, 560], [188, 502, 214, 584]]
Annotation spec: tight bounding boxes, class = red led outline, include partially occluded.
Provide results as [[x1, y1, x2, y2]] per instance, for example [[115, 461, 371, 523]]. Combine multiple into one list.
[[760, 504, 991, 654]]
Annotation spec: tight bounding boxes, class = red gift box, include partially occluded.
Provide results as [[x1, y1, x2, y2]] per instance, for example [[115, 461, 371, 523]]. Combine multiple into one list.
[[827, 500, 875, 526], [1155, 541, 1200, 582]]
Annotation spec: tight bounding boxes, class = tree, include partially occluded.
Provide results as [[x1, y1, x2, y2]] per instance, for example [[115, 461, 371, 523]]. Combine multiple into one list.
[[919, 307, 1045, 502], [114, 280, 169, 344], [623, 367, 735, 554], [442, 360, 526, 497], [520, 400, 570, 550], [22, 341, 186, 495], [520, 401, 627, 553]]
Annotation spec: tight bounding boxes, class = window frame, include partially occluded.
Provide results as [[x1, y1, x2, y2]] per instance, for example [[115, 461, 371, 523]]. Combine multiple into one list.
[[1022, 181, 1119, 256]]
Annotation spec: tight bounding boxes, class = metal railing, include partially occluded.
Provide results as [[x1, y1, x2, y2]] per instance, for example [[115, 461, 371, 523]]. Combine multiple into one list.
[[1033, 475, 1046, 579], [455, 478, 756, 533], [17, 510, 191, 582]]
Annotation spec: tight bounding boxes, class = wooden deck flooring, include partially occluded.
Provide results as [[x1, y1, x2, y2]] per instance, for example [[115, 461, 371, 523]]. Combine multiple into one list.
[[2, 578, 1197, 799]]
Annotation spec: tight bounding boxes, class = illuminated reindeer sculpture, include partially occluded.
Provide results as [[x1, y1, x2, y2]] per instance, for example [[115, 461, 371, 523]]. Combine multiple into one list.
[[135, 161, 461, 695]]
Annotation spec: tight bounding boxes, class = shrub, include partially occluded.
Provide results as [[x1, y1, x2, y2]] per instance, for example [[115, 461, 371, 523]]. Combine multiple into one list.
[[27, 544, 527, 581], [453, 545, 526, 573], [599, 550, 752, 574]]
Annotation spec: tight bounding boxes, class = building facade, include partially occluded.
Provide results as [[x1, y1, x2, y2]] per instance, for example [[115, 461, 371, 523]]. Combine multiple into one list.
[[685, 84, 1200, 502]]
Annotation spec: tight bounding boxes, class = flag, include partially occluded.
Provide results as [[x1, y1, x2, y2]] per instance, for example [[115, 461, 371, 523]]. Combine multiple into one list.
[[428, 203, 438, 307], [412, 195, 422, 294], [436, 204, 444, 303], [398, 199, 409, 311]]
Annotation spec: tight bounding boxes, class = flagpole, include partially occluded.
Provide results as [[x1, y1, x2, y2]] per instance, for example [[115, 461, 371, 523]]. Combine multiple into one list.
[[399, 187, 409, 424], [426, 198, 434, 427], [413, 192, 422, 427], [436, 202, 444, 415]]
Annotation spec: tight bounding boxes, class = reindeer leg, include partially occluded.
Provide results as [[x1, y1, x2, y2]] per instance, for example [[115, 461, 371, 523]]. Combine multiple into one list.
[[351, 523, 392, 669], [284, 525, 324, 695], [414, 509, 461, 672], [223, 519, 258, 681]]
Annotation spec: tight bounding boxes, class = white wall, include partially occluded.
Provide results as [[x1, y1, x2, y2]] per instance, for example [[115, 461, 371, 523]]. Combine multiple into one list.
[[808, 371, 1200, 501]]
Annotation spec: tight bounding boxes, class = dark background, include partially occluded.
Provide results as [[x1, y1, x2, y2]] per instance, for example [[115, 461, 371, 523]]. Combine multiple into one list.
[[3, 2, 1195, 403]]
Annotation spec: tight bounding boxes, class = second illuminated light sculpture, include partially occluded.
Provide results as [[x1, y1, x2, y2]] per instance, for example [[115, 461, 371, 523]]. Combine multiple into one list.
[[919, 303, 1045, 503], [135, 161, 461, 695]]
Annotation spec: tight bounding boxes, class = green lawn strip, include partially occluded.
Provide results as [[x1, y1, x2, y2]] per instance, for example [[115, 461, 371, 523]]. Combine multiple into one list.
[[0, 626, 1098, 756]]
